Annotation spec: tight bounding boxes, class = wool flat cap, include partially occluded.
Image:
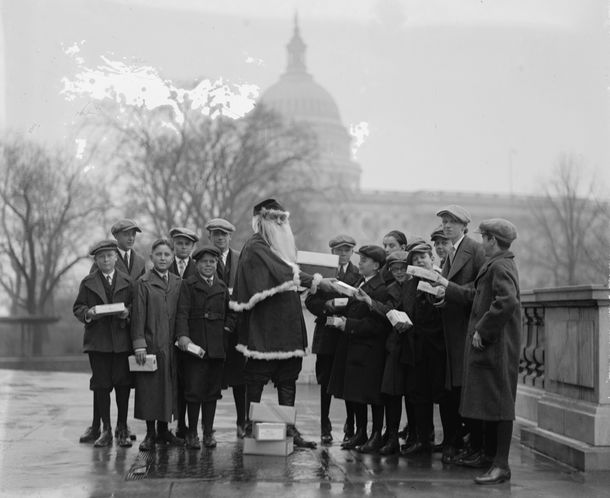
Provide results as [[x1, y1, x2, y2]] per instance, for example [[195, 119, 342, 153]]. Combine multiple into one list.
[[205, 218, 236, 233], [430, 225, 449, 241], [409, 242, 434, 254], [436, 205, 471, 224], [111, 218, 142, 235], [192, 245, 221, 261], [253, 198, 285, 215], [169, 227, 199, 242], [476, 218, 518, 244], [386, 250, 409, 266], [405, 237, 426, 251], [329, 234, 356, 249], [357, 245, 386, 265], [89, 239, 118, 256]]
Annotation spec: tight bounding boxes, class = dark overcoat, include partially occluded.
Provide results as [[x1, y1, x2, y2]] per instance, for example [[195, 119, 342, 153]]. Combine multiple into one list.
[[445, 250, 521, 420], [73, 269, 133, 353], [440, 235, 486, 388], [306, 261, 360, 356], [130, 270, 181, 422], [328, 272, 391, 405], [217, 247, 240, 291]]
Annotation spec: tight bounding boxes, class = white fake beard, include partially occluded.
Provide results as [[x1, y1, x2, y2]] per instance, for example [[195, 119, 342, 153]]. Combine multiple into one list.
[[253, 216, 297, 264]]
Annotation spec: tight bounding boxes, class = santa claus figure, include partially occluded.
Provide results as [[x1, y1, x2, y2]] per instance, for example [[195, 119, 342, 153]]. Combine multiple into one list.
[[230, 198, 333, 448]]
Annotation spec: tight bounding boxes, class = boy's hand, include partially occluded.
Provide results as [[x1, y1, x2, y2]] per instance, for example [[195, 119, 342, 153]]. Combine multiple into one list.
[[394, 322, 410, 334], [472, 331, 484, 350], [85, 308, 96, 321], [119, 308, 129, 319], [135, 349, 147, 365], [177, 336, 192, 351]]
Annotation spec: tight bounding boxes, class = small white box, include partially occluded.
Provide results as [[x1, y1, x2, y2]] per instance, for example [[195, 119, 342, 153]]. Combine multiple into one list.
[[243, 437, 294, 456], [297, 251, 339, 278], [92, 303, 126, 316], [386, 309, 413, 327], [174, 341, 205, 358], [417, 281, 443, 297], [325, 316, 344, 328], [334, 281, 358, 297], [253, 422, 287, 441], [128, 354, 158, 372], [249, 402, 297, 425], [333, 297, 348, 308], [406, 265, 441, 283]]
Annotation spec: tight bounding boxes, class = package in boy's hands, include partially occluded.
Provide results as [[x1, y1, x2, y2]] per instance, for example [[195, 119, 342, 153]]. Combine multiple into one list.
[[92, 302, 126, 316], [325, 316, 344, 328], [174, 340, 205, 358], [333, 297, 348, 308], [417, 281, 444, 297], [334, 281, 358, 297], [406, 265, 441, 283], [386, 309, 413, 327], [128, 354, 158, 372]]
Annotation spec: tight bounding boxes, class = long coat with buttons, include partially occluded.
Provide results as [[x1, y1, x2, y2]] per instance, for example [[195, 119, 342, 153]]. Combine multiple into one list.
[[445, 250, 521, 420], [73, 269, 133, 353], [130, 270, 182, 422], [327, 272, 391, 405], [440, 235, 486, 388]]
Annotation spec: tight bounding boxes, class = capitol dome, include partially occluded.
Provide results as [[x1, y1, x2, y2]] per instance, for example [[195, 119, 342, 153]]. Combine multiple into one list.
[[260, 17, 361, 190]]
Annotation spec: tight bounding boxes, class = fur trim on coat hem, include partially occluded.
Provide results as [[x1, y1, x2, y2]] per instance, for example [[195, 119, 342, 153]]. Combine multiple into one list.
[[235, 344, 306, 359]]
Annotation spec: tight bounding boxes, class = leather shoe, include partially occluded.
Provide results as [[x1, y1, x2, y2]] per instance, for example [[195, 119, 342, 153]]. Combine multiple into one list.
[[432, 442, 444, 453], [116, 427, 132, 448], [456, 449, 494, 469], [156, 430, 184, 446], [343, 421, 355, 442], [79, 426, 101, 443], [321, 433, 333, 445], [288, 426, 317, 449], [94, 428, 113, 447], [341, 428, 368, 450], [441, 445, 459, 464], [139, 432, 156, 451], [397, 424, 409, 440], [474, 465, 511, 485], [186, 432, 201, 449], [378, 437, 400, 456], [203, 433, 217, 448], [236, 424, 247, 439], [128, 425, 137, 441], [321, 421, 333, 445], [401, 441, 431, 457], [357, 431, 383, 454], [175, 424, 187, 440]]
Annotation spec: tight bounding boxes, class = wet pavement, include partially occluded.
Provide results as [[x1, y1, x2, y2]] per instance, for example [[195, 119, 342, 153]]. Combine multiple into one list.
[[1, 369, 610, 497]]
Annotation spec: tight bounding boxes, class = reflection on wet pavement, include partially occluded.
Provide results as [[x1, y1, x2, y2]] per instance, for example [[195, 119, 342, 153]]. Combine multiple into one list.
[[2, 369, 610, 497]]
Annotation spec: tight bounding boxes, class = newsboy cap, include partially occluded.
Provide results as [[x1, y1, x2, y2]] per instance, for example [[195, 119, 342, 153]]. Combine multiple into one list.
[[192, 245, 221, 261], [409, 242, 434, 254], [405, 237, 426, 251], [89, 239, 118, 257], [169, 227, 199, 242], [111, 218, 142, 235], [205, 218, 236, 234], [436, 205, 471, 224], [329, 234, 356, 249], [476, 218, 518, 244], [357, 245, 386, 266], [430, 225, 449, 241], [253, 198, 285, 215], [386, 250, 409, 266]]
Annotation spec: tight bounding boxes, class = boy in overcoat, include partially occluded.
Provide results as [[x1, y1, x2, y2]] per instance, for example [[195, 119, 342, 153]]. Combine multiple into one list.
[[73, 240, 134, 448], [131, 239, 184, 450], [305, 234, 360, 445], [176, 245, 235, 449], [438, 218, 521, 485], [327, 245, 391, 453]]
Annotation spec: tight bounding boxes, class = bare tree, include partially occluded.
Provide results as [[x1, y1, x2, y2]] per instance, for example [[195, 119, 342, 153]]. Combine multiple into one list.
[[528, 154, 609, 286], [0, 135, 111, 316]]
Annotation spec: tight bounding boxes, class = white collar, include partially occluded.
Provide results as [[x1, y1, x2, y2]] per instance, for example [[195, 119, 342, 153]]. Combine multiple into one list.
[[452, 234, 466, 252]]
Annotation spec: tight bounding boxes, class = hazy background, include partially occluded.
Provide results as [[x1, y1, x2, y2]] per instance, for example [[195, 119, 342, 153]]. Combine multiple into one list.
[[1, 0, 608, 195]]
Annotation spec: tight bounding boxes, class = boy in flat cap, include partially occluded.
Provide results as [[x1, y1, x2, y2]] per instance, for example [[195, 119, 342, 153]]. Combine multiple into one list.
[[175, 245, 235, 449], [111, 219, 146, 280], [305, 234, 360, 444], [430, 225, 452, 269], [205, 218, 247, 438], [230, 199, 336, 448], [327, 245, 391, 453], [168, 226, 199, 438], [73, 240, 134, 447], [435, 204, 486, 463], [131, 239, 184, 450], [431, 219, 521, 484]]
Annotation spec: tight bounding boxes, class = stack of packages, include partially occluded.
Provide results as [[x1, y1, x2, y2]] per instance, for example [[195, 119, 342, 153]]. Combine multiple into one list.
[[243, 401, 296, 456]]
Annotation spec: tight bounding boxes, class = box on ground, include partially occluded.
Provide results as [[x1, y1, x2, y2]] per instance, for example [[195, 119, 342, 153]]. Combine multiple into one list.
[[249, 402, 296, 425], [297, 251, 339, 278], [128, 354, 158, 372], [253, 422, 286, 441], [243, 436, 294, 456]]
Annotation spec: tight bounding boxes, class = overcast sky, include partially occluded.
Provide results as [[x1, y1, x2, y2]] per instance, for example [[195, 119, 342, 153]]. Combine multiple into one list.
[[2, 0, 609, 195]]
